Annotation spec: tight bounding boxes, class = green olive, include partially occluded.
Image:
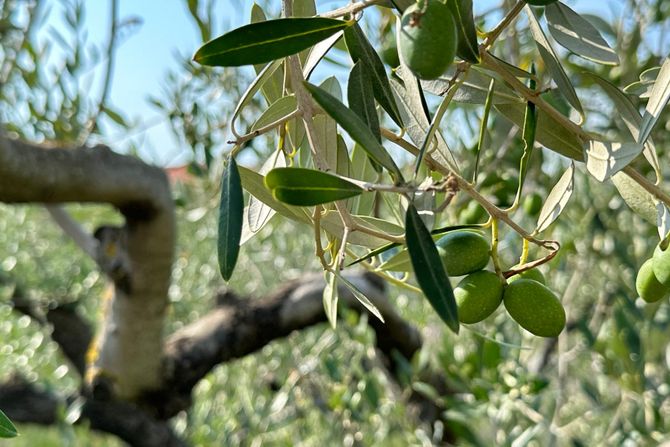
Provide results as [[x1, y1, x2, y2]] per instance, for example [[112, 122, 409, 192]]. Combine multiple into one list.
[[460, 201, 487, 225], [523, 193, 543, 216], [503, 279, 566, 337], [380, 36, 400, 68], [398, 0, 458, 80], [454, 270, 504, 324], [638, 258, 670, 302], [508, 268, 546, 285], [652, 242, 670, 286], [436, 231, 490, 276]]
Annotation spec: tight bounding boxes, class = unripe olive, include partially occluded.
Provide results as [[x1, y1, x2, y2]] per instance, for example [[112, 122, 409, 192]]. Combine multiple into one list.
[[454, 270, 504, 324], [380, 36, 400, 68], [460, 201, 487, 225], [523, 193, 543, 216], [503, 279, 566, 337], [436, 231, 490, 276], [508, 268, 546, 285], [398, 0, 458, 80], [652, 242, 670, 286], [638, 258, 670, 302]]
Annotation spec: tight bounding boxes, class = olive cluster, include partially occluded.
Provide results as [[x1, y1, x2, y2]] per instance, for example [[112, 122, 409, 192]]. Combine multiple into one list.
[[636, 241, 670, 303], [397, 0, 559, 80], [439, 231, 566, 337]]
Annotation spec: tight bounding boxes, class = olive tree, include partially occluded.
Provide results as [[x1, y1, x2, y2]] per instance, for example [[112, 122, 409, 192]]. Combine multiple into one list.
[[2, 0, 670, 445]]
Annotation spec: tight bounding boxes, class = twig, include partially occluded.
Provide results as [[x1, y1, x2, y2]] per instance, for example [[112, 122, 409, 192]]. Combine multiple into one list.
[[79, 0, 119, 144], [227, 109, 302, 145], [481, 50, 670, 208], [320, 0, 385, 19], [483, 0, 525, 47]]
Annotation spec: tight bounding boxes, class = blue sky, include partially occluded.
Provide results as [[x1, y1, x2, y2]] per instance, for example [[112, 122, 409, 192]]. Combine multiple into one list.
[[37, 0, 657, 167]]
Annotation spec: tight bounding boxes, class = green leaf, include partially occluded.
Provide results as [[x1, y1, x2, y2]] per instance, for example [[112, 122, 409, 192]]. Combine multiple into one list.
[[232, 59, 283, 134], [495, 102, 583, 161], [350, 144, 379, 215], [386, 0, 414, 12], [250, 95, 297, 131], [265, 167, 364, 206], [446, 0, 480, 63], [303, 30, 343, 79], [348, 60, 381, 143], [238, 166, 312, 224], [536, 162, 574, 233], [304, 82, 404, 182], [587, 73, 661, 176], [0, 409, 17, 438], [639, 58, 670, 145], [545, 2, 619, 65], [417, 66, 522, 104], [390, 74, 459, 173], [527, 6, 583, 116], [472, 79, 495, 182], [102, 106, 128, 127], [337, 273, 385, 323], [405, 204, 459, 333], [323, 271, 338, 328], [584, 141, 643, 182], [250, 4, 284, 103], [242, 150, 286, 243], [515, 75, 538, 201], [611, 172, 658, 225], [194, 17, 351, 67], [344, 23, 404, 127], [218, 157, 244, 281], [320, 212, 404, 248]]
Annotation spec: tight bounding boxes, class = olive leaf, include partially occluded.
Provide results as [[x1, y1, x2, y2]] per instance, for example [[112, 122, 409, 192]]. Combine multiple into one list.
[[418, 66, 521, 104], [584, 140, 643, 182], [232, 59, 283, 136], [265, 167, 364, 206], [536, 162, 575, 233], [337, 273, 385, 323], [639, 58, 670, 146], [446, 0, 480, 63], [303, 30, 343, 79], [611, 172, 658, 225], [344, 23, 404, 127], [545, 2, 619, 65], [250, 5, 284, 103], [250, 95, 297, 131], [304, 82, 404, 182], [527, 6, 583, 116], [218, 157, 244, 282], [0, 409, 17, 438], [348, 60, 381, 143], [390, 74, 459, 173], [194, 17, 351, 67], [243, 149, 286, 243], [587, 74, 661, 177], [405, 204, 459, 334], [323, 271, 339, 328], [495, 102, 583, 161], [238, 166, 312, 224]]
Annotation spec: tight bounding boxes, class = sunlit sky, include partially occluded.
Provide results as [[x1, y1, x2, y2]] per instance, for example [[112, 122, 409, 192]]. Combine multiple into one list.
[[36, 0, 662, 168]]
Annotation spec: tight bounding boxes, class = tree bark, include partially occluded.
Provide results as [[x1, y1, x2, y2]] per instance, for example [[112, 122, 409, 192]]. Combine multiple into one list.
[[0, 136, 175, 399]]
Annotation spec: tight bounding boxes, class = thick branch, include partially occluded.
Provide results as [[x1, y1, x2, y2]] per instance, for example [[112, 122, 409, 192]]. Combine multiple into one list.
[[0, 376, 186, 447], [154, 272, 421, 418], [0, 136, 175, 399]]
